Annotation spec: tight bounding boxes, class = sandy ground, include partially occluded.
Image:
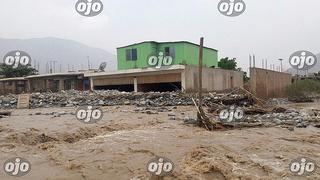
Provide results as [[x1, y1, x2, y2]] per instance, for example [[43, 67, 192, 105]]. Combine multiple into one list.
[[0, 104, 319, 180]]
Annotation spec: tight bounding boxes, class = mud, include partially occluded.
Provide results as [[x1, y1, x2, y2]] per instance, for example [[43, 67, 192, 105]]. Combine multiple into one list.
[[0, 104, 319, 179]]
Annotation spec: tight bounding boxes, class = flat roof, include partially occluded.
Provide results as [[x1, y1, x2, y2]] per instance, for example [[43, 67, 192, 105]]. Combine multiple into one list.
[[85, 65, 186, 78], [0, 77, 27, 82], [117, 41, 218, 52], [25, 72, 84, 79]]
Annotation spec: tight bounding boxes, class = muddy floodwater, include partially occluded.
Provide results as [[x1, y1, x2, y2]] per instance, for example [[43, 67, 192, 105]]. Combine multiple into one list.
[[0, 104, 319, 179]]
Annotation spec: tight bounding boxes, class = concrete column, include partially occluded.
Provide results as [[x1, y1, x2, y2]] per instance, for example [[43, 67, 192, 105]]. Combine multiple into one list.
[[134, 77, 138, 92], [181, 70, 186, 92], [90, 78, 94, 91], [26, 80, 31, 93], [59, 79, 64, 91]]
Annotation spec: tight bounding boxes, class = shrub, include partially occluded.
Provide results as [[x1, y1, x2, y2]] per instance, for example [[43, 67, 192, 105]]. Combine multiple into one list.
[[286, 79, 320, 102]]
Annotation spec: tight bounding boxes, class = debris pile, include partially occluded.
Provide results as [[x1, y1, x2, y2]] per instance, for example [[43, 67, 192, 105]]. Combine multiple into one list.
[[0, 90, 251, 109]]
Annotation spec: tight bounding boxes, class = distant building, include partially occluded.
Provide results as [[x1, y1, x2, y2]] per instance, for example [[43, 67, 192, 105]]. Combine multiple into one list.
[[0, 77, 28, 94], [25, 72, 90, 92], [117, 41, 218, 70]]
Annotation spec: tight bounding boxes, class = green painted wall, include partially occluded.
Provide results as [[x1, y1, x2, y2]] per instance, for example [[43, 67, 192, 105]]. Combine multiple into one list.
[[117, 42, 218, 70]]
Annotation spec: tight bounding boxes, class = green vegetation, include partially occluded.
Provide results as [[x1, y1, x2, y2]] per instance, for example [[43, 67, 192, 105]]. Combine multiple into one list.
[[218, 57, 237, 70], [218, 57, 249, 82], [286, 79, 320, 101], [0, 64, 38, 78]]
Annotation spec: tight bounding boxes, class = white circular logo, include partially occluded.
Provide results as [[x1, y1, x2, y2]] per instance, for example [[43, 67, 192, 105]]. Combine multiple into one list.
[[76, 106, 103, 124], [147, 52, 173, 69], [75, 0, 103, 17], [289, 51, 317, 71], [218, 0, 246, 17], [4, 157, 31, 177], [147, 157, 174, 176], [3, 50, 31, 68], [219, 105, 245, 122], [290, 157, 317, 176]]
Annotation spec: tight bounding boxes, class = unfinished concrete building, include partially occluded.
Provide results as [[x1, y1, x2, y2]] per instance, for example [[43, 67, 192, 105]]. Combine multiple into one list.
[[84, 41, 242, 92], [0, 77, 29, 94], [25, 73, 90, 92], [86, 65, 243, 92]]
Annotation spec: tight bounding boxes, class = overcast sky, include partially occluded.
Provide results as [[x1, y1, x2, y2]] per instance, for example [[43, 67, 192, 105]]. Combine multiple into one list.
[[0, 0, 319, 72]]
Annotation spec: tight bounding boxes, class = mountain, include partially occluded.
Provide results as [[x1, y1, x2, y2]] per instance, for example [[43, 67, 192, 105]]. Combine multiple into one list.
[[0, 37, 116, 74], [286, 53, 320, 75]]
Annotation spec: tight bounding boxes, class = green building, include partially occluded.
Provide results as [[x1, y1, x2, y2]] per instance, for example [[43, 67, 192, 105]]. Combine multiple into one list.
[[117, 41, 218, 70]]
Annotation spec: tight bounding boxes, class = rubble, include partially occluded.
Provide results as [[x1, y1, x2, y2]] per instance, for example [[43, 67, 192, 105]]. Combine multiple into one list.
[[210, 106, 320, 129], [0, 90, 251, 109], [0, 90, 318, 130]]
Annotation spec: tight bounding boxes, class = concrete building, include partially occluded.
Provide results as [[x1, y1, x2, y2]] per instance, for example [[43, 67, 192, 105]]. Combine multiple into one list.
[[117, 41, 218, 70], [0, 41, 244, 94], [0, 77, 29, 94], [86, 65, 243, 93], [25, 72, 90, 92], [86, 41, 242, 92]]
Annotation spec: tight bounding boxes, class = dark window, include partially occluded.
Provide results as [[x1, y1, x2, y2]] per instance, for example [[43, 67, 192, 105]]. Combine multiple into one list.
[[164, 47, 175, 58], [126, 49, 138, 61], [132, 49, 137, 60]]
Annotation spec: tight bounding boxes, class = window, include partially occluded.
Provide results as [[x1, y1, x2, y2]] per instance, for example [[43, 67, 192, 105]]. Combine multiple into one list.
[[164, 47, 175, 58], [126, 49, 138, 61]]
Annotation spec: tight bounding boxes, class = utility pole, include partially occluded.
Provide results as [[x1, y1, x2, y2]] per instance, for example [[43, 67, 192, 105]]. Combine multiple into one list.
[[197, 37, 204, 122]]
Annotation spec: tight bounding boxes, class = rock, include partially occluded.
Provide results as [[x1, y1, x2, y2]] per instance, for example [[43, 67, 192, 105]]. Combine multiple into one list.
[[184, 117, 197, 124], [273, 118, 282, 125], [296, 122, 308, 128], [146, 110, 158, 115], [124, 101, 130, 105], [35, 112, 42, 115], [98, 100, 104, 105], [287, 127, 295, 131]]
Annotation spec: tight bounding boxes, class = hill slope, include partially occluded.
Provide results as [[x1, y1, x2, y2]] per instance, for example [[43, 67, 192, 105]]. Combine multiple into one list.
[[0, 37, 116, 74]]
